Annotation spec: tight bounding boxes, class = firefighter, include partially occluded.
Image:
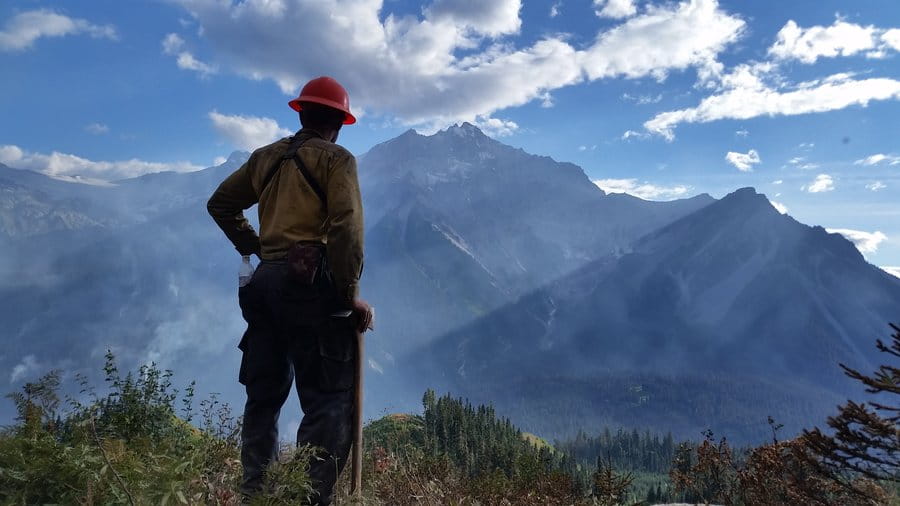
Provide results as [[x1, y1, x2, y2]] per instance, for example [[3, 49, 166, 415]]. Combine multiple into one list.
[[207, 76, 372, 504]]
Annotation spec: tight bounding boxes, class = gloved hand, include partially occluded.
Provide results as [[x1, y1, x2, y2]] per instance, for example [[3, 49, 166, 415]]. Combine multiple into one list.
[[351, 298, 374, 333]]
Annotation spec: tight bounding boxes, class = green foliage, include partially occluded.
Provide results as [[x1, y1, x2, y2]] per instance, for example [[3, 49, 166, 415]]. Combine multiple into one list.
[[0, 353, 244, 505], [0, 354, 320, 505], [591, 457, 637, 506], [556, 427, 679, 475], [247, 444, 318, 505]]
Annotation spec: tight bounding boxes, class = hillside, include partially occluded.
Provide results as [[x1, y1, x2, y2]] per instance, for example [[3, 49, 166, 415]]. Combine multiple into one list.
[[2, 125, 899, 446]]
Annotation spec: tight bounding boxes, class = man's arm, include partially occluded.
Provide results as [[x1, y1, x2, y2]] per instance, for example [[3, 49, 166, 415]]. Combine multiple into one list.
[[325, 152, 364, 305], [207, 158, 262, 257]]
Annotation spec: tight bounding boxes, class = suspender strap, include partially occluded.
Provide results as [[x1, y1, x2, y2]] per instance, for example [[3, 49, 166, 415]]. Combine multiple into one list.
[[258, 135, 327, 210], [292, 151, 328, 208]]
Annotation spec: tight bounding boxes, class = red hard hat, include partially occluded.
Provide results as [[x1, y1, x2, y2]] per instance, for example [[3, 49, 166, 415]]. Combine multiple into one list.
[[288, 76, 356, 125]]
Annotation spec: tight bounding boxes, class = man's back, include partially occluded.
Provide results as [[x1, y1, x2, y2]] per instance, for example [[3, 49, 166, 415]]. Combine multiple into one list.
[[207, 128, 364, 305]]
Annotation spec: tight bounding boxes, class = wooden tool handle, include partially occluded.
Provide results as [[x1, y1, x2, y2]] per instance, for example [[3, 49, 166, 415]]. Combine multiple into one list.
[[350, 330, 364, 497]]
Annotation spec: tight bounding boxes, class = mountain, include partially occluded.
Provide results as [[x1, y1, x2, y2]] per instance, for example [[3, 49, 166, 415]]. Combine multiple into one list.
[[359, 123, 712, 351], [0, 163, 112, 237], [409, 187, 900, 442], [3, 125, 897, 446]]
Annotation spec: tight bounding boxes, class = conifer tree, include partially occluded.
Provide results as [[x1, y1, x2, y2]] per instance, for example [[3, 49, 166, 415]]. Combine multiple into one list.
[[803, 323, 900, 492]]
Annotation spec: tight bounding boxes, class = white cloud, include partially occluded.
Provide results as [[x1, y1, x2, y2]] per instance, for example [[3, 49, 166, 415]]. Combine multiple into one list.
[[10, 355, 40, 383], [646, 69, 900, 140], [471, 116, 518, 137], [772, 179, 783, 185], [0, 145, 24, 163], [787, 156, 819, 170], [173, 0, 745, 129], [176, 52, 217, 76], [768, 19, 879, 63], [884, 29, 900, 51], [867, 181, 886, 191], [804, 174, 834, 193], [0, 144, 203, 182], [769, 200, 788, 214], [213, 156, 227, 166], [84, 122, 109, 135], [580, 0, 744, 82], [826, 228, 887, 254], [209, 111, 293, 151], [855, 153, 900, 166], [162, 32, 217, 77], [622, 129, 649, 140], [594, 0, 637, 19], [0, 9, 117, 51], [550, 1, 562, 18], [768, 19, 900, 63], [724, 149, 760, 172], [882, 266, 900, 279], [622, 92, 663, 104], [425, 0, 522, 37], [162, 33, 184, 54], [593, 178, 691, 200], [735, 128, 748, 137]]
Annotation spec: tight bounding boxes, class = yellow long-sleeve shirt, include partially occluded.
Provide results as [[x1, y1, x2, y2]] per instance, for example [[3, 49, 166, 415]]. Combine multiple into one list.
[[207, 128, 364, 303]]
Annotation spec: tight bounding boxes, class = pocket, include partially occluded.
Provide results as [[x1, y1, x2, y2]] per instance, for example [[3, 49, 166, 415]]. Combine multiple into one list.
[[238, 331, 249, 384], [287, 243, 324, 286], [238, 281, 261, 324], [315, 316, 356, 391]]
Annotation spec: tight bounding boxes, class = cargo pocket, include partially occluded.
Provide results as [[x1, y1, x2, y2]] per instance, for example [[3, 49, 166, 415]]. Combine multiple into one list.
[[237, 331, 250, 385], [280, 278, 327, 325], [316, 316, 356, 392]]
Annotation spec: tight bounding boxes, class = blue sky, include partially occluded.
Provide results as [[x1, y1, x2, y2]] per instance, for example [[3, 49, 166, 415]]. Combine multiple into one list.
[[1, 0, 899, 270]]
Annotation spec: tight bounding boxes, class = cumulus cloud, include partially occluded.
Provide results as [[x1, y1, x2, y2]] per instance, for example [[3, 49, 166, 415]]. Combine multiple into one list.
[[593, 178, 691, 200], [594, 0, 637, 19], [768, 19, 900, 63], [804, 174, 834, 193], [725, 149, 760, 171], [426, 0, 522, 37], [826, 228, 887, 254], [172, 0, 744, 129], [209, 111, 293, 151], [162, 32, 217, 77], [641, 17, 900, 139], [867, 181, 886, 191], [769, 200, 788, 214], [471, 116, 519, 137], [580, 0, 744, 82], [0, 144, 203, 183], [0, 9, 117, 51], [855, 153, 900, 166], [882, 266, 900, 279], [884, 29, 900, 51], [645, 69, 900, 140]]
